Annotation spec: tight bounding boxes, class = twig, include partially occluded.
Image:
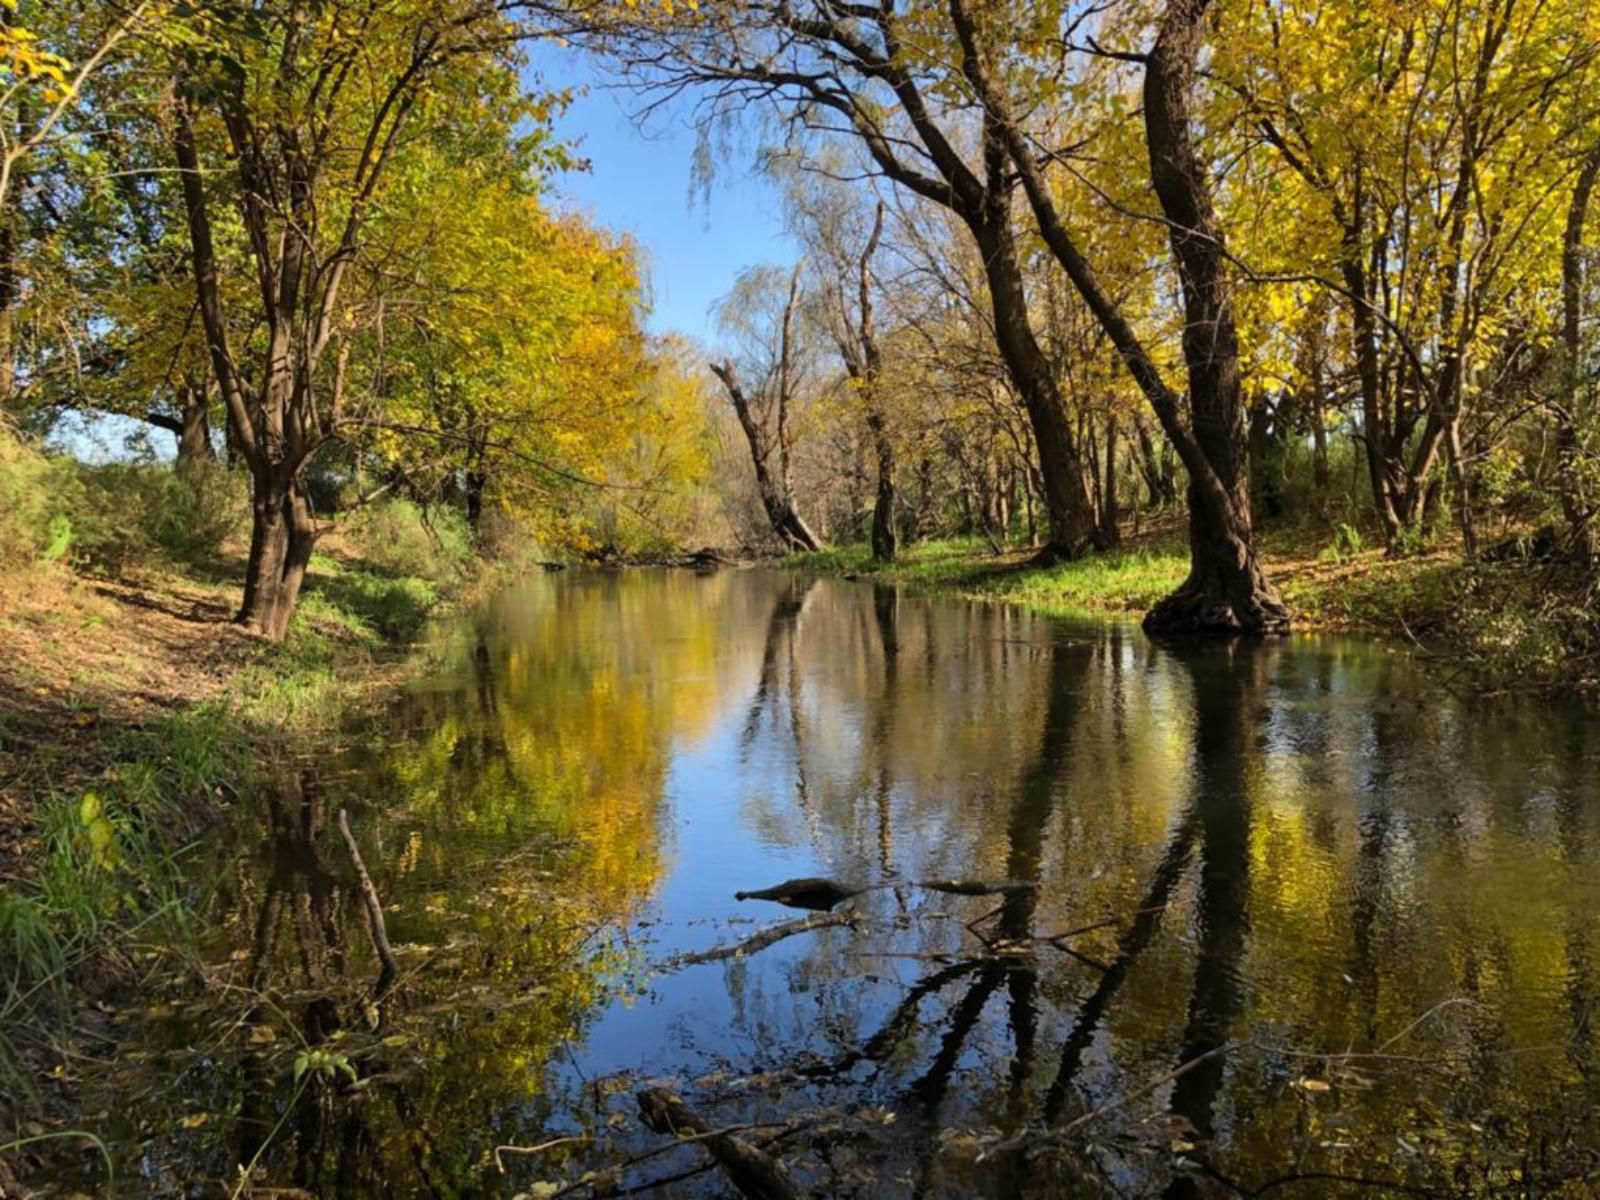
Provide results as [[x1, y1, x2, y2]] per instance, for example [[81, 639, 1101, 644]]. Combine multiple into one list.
[[979, 1041, 1243, 1160], [494, 1135, 592, 1173]]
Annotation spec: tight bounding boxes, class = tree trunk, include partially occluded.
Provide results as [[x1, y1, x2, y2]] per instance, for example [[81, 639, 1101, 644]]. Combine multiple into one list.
[[971, 205, 1100, 559], [952, 0, 1284, 629], [1560, 145, 1600, 562], [238, 473, 318, 641], [869, 415, 897, 562], [1100, 415, 1121, 548], [1136, 0, 1288, 633], [711, 360, 822, 552]]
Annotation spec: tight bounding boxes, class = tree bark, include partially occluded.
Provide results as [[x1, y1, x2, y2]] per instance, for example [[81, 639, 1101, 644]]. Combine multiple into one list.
[[970, 165, 1101, 559], [1100, 415, 1121, 548], [1138, 0, 1289, 633], [711, 360, 822, 552]]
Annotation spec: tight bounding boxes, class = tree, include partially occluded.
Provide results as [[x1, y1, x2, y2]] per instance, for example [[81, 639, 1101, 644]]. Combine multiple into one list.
[[172, 0, 544, 639], [596, 0, 1106, 557], [947, 0, 1289, 631], [712, 264, 824, 551]]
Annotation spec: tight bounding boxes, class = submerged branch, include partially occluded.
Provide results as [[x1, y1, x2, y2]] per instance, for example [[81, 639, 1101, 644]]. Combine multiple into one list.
[[337, 809, 398, 1000], [635, 1088, 809, 1200], [669, 912, 856, 969]]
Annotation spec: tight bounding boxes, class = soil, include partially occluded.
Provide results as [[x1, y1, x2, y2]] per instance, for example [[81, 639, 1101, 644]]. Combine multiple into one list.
[[0, 565, 256, 875]]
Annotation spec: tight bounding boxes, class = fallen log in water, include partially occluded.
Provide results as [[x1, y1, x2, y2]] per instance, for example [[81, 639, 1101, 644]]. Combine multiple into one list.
[[733, 875, 1038, 911], [670, 912, 856, 968], [635, 1088, 809, 1200]]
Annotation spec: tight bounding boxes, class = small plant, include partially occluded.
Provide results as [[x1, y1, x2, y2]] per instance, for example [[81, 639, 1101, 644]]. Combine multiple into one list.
[[1320, 521, 1365, 563]]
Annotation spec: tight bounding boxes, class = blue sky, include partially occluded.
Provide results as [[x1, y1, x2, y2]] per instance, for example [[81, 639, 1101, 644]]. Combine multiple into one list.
[[525, 46, 799, 345]]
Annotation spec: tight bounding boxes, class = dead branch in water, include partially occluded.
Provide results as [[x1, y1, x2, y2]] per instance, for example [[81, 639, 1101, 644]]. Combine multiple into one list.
[[669, 912, 856, 969], [338, 809, 398, 999], [635, 1087, 809, 1200], [493, 1134, 592, 1173]]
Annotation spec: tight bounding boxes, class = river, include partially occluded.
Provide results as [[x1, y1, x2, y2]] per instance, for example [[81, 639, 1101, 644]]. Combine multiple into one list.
[[82, 568, 1600, 1197]]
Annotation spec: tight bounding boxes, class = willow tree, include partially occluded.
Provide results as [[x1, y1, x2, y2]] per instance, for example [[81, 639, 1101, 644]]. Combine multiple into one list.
[[595, 0, 1104, 557], [172, 0, 542, 639]]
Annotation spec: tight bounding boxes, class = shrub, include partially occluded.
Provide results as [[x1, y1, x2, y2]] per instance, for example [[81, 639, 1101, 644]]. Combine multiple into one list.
[[344, 498, 472, 583], [0, 425, 247, 574], [69, 461, 247, 571], [0, 422, 74, 568]]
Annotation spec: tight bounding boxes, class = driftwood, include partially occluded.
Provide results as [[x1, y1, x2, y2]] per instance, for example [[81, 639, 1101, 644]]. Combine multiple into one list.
[[734, 876, 1038, 912], [635, 1088, 808, 1200], [735, 877, 861, 911], [672, 912, 855, 968], [338, 809, 398, 998]]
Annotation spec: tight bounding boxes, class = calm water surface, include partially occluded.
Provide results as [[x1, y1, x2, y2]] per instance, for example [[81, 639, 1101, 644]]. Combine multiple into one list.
[[83, 569, 1600, 1197]]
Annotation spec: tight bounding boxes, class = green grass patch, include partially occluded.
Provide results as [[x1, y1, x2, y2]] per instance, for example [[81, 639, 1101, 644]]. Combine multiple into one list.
[[0, 702, 251, 1104], [789, 536, 1190, 619]]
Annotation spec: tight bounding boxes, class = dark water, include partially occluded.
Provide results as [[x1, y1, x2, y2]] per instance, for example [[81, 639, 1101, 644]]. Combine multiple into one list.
[[79, 570, 1600, 1197]]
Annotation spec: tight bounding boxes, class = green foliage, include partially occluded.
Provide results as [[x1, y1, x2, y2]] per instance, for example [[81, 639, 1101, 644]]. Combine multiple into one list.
[[0, 701, 252, 1106], [344, 499, 472, 585], [1319, 521, 1365, 563], [0, 426, 246, 574], [67, 462, 246, 572], [0, 422, 68, 567]]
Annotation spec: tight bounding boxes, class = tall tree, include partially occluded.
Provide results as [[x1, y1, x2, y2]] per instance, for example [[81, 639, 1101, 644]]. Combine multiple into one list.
[[948, 0, 1290, 631], [598, 1, 1105, 557], [172, 0, 540, 639], [712, 264, 823, 551]]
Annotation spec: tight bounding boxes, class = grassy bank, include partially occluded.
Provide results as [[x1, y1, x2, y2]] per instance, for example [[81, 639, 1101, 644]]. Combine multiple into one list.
[[0, 494, 502, 1134], [788, 525, 1595, 693]]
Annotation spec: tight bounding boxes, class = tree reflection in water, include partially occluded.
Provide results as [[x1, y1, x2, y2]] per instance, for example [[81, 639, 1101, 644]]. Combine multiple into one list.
[[78, 570, 1600, 1197]]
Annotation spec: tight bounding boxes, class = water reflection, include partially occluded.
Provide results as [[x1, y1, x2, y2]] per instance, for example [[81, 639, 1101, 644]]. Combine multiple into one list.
[[86, 570, 1600, 1196]]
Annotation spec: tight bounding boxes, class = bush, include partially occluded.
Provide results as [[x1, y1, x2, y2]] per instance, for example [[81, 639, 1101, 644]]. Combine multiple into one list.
[[0, 425, 247, 574], [69, 461, 246, 571], [0, 422, 73, 568], [344, 498, 472, 583]]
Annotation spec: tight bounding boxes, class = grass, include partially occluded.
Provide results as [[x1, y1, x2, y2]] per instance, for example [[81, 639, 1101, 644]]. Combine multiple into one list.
[[789, 535, 1190, 620], [790, 528, 1468, 631], [791, 523, 1599, 691], [0, 529, 489, 1118]]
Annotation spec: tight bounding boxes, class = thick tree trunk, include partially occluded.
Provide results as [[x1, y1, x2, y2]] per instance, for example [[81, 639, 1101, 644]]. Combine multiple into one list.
[[972, 209, 1100, 559], [238, 474, 318, 641], [1137, 0, 1288, 633], [147, 384, 215, 470]]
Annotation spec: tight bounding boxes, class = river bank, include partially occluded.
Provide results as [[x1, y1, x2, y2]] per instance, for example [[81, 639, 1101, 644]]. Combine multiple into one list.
[[0, 532, 497, 1169], [788, 526, 1598, 693]]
